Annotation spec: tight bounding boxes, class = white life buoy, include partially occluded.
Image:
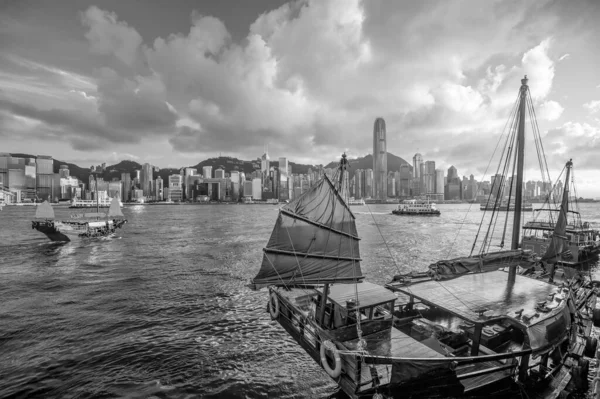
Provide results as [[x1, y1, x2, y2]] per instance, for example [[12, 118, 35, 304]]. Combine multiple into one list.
[[320, 340, 342, 379], [269, 292, 280, 319]]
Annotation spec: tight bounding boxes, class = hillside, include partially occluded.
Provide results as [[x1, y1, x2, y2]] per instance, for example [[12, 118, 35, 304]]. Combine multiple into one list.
[[324, 152, 411, 172]]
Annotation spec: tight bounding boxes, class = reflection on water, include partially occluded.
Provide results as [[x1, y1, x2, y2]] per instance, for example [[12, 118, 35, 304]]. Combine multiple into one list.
[[0, 203, 599, 398]]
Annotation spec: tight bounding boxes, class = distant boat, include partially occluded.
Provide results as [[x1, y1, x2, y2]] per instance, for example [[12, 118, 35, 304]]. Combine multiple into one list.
[[392, 199, 440, 216], [70, 197, 123, 208], [31, 197, 127, 242], [347, 197, 365, 206]]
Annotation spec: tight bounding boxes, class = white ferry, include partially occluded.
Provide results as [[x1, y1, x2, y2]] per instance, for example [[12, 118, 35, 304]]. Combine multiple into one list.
[[392, 199, 441, 216], [70, 197, 123, 208], [347, 197, 366, 206]]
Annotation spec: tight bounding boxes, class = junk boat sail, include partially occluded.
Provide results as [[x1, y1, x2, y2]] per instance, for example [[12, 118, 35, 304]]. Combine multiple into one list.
[[32, 197, 127, 242], [392, 199, 441, 216], [384, 76, 599, 398], [521, 159, 600, 266]]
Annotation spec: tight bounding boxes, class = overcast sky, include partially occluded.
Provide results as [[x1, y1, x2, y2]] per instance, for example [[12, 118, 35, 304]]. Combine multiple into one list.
[[1, 0, 600, 195]]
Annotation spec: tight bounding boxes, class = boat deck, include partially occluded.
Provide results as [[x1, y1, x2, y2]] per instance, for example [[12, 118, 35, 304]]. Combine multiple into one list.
[[389, 270, 563, 323]]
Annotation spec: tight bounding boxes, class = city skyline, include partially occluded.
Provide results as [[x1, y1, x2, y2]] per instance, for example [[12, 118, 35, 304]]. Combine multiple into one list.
[[2, 1, 600, 195]]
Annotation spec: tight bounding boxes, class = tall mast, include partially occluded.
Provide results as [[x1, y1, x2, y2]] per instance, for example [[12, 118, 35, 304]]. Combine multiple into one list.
[[509, 75, 528, 279]]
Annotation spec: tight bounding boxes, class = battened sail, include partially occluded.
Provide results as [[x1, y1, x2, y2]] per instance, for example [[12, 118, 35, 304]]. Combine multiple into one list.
[[250, 174, 363, 289], [107, 197, 124, 218], [35, 201, 55, 219], [542, 160, 571, 262]]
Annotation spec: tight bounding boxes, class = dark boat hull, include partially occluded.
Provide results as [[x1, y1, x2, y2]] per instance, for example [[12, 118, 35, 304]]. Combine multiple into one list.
[[31, 219, 127, 242], [392, 210, 440, 216]]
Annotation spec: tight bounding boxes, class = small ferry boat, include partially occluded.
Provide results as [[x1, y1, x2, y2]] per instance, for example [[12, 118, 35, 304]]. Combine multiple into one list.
[[70, 197, 123, 208], [392, 199, 440, 216], [347, 197, 366, 206]]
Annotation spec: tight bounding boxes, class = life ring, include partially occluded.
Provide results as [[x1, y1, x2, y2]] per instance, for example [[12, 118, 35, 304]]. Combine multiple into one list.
[[269, 292, 280, 320], [320, 340, 342, 379]]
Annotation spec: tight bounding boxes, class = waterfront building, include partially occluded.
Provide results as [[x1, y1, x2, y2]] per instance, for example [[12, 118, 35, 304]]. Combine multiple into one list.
[[155, 176, 164, 201], [60, 176, 79, 200], [133, 189, 144, 202], [365, 169, 373, 198], [59, 165, 70, 178], [278, 157, 289, 202], [121, 173, 131, 202], [398, 164, 412, 197], [373, 117, 387, 200], [230, 171, 240, 201], [169, 174, 183, 202], [141, 163, 153, 197], [387, 171, 395, 197], [435, 169, 445, 195], [413, 153, 423, 181], [422, 161, 436, 194], [0, 153, 8, 192], [202, 166, 212, 179], [243, 181, 253, 198], [252, 178, 261, 200], [447, 165, 458, 182], [35, 155, 54, 202]]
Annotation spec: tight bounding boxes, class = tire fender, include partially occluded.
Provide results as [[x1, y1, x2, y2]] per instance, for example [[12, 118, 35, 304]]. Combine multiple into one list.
[[269, 292, 280, 320]]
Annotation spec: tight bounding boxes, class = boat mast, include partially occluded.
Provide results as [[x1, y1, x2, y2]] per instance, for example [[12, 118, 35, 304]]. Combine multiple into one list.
[[509, 76, 528, 279]]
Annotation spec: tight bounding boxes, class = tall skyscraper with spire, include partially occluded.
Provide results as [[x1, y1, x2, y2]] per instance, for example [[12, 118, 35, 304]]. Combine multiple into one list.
[[372, 117, 387, 200]]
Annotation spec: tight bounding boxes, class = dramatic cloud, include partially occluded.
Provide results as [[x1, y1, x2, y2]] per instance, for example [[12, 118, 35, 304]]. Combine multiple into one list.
[[2, 0, 600, 195]]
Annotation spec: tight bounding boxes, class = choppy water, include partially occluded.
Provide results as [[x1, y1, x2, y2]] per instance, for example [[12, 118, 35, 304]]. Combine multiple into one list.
[[1, 203, 600, 398]]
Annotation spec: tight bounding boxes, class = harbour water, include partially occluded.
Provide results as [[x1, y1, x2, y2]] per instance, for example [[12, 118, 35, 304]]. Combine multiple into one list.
[[1, 203, 600, 398]]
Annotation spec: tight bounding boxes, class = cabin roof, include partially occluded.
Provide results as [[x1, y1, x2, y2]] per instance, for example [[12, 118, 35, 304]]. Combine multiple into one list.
[[319, 281, 397, 309], [394, 271, 563, 324]]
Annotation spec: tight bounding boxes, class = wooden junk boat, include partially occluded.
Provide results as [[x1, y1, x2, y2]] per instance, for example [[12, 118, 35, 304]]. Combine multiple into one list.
[[32, 197, 127, 242], [521, 160, 600, 267], [250, 77, 600, 399]]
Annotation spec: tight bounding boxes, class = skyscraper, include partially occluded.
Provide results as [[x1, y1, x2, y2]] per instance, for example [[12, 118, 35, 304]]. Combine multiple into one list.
[[372, 118, 387, 200], [278, 157, 289, 201], [140, 163, 153, 197], [413, 153, 423, 180]]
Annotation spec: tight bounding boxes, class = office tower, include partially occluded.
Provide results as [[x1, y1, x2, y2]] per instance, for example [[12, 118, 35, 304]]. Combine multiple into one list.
[[140, 163, 153, 197], [398, 164, 412, 197], [278, 157, 289, 201], [121, 172, 131, 202], [252, 178, 262, 200], [413, 153, 423, 180], [372, 118, 387, 200], [59, 165, 70, 178], [215, 169, 225, 179], [230, 171, 240, 201], [243, 181, 253, 198], [261, 147, 270, 193], [202, 166, 212, 179], [447, 165, 458, 183], [155, 176, 164, 201], [421, 161, 436, 194], [435, 169, 445, 194], [365, 169, 373, 198], [354, 169, 363, 199], [34, 155, 53, 201], [169, 174, 183, 201]]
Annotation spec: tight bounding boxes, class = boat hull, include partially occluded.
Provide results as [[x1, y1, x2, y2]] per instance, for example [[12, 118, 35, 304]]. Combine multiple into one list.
[[31, 219, 127, 242], [392, 210, 440, 216]]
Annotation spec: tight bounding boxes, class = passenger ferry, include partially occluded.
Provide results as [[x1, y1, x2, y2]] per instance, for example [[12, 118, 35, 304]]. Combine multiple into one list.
[[70, 197, 123, 208], [392, 199, 441, 216], [347, 197, 365, 206]]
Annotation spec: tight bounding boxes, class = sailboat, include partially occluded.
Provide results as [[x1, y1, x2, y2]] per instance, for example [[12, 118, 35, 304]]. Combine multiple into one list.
[[522, 160, 600, 267], [383, 76, 598, 397], [32, 197, 127, 242]]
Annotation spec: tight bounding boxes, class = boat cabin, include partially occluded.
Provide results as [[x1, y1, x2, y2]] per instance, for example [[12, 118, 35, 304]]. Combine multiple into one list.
[[315, 282, 397, 340], [388, 271, 572, 361]]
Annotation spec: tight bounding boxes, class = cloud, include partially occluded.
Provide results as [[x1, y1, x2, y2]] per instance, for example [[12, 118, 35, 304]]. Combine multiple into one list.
[[545, 122, 600, 170], [558, 53, 570, 61], [538, 100, 564, 121], [583, 100, 600, 114], [0, 0, 586, 174], [80, 6, 143, 67]]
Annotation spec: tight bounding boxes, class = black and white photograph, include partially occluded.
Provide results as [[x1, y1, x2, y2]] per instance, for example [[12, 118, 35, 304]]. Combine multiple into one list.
[[2, 0, 600, 398]]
